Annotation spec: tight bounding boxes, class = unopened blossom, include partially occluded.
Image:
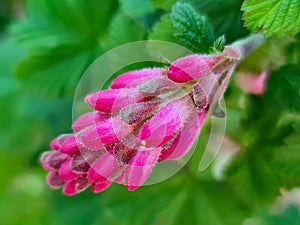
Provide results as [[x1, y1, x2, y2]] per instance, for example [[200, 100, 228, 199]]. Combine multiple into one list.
[[40, 45, 242, 195]]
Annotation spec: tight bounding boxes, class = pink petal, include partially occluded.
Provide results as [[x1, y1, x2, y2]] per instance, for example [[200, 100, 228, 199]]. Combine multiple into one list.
[[87, 168, 107, 183], [50, 134, 72, 150], [76, 127, 105, 151], [139, 98, 193, 147], [92, 180, 112, 193], [58, 159, 81, 181], [90, 150, 124, 182], [72, 112, 109, 133], [125, 148, 161, 191], [168, 54, 223, 83], [77, 116, 133, 150], [40, 151, 55, 171], [110, 68, 164, 89], [60, 135, 79, 155], [84, 88, 147, 113], [113, 172, 125, 184], [50, 139, 60, 150], [159, 112, 207, 161], [46, 152, 69, 170], [46, 172, 65, 189], [63, 176, 90, 196]]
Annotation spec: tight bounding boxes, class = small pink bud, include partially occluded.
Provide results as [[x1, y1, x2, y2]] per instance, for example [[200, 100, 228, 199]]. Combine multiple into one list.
[[46, 152, 68, 170], [50, 134, 72, 151], [87, 168, 107, 183], [139, 98, 193, 147], [72, 112, 109, 132], [85, 88, 148, 113], [58, 159, 81, 181], [77, 116, 133, 150], [160, 112, 207, 161], [90, 151, 123, 182], [110, 68, 164, 89], [168, 54, 223, 83], [40, 151, 55, 171], [46, 172, 65, 189], [63, 176, 90, 196], [60, 135, 80, 155], [92, 180, 112, 193], [50, 139, 60, 150], [125, 148, 161, 191]]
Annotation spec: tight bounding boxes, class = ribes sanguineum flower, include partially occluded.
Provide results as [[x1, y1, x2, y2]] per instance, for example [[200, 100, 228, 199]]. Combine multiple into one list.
[[40, 35, 264, 195]]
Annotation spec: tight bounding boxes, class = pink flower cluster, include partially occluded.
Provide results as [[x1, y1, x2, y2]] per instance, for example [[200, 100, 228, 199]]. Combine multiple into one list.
[[41, 47, 240, 195]]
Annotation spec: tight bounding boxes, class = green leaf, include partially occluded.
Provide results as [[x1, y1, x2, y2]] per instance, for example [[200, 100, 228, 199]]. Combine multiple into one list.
[[101, 12, 145, 50], [49, 191, 102, 225], [0, 38, 73, 152], [93, 175, 250, 225], [223, 63, 300, 207], [212, 35, 226, 52], [152, 0, 247, 45], [286, 34, 300, 65], [271, 133, 300, 188], [190, 0, 248, 43], [120, 0, 155, 18], [148, 14, 177, 42], [154, 0, 248, 42], [11, 0, 118, 97], [242, 0, 300, 38], [0, 38, 25, 96], [16, 49, 94, 97], [170, 2, 214, 53], [149, 2, 215, 53], [150, 0, 177, 11], [0, 39, 49, 154], [265, 64, 300, 112], [225, 149, 281, 207]]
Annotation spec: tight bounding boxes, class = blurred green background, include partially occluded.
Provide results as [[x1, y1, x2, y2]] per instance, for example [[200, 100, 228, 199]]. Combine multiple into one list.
[[1, 0, 300, 225]]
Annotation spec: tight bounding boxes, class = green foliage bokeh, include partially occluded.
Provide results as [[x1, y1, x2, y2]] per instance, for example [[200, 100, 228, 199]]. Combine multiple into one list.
[[1, 0, 300, 225]]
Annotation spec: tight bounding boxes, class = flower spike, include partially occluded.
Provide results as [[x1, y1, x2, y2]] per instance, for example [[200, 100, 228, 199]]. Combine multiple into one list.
[[40, 34, 265, 195]]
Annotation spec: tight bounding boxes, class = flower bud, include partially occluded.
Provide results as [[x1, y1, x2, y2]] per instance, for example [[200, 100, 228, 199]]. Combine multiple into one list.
[[125, 147, 161, 191], [72, 112, 109, 132], [168, 54, 224, 83], [139, 97, 193, 147], [110, 68, 164, 89], [85, 88, 148, 113]]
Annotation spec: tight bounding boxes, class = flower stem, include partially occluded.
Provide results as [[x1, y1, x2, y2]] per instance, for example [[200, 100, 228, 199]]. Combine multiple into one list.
[[231, 33, 265, 60]]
